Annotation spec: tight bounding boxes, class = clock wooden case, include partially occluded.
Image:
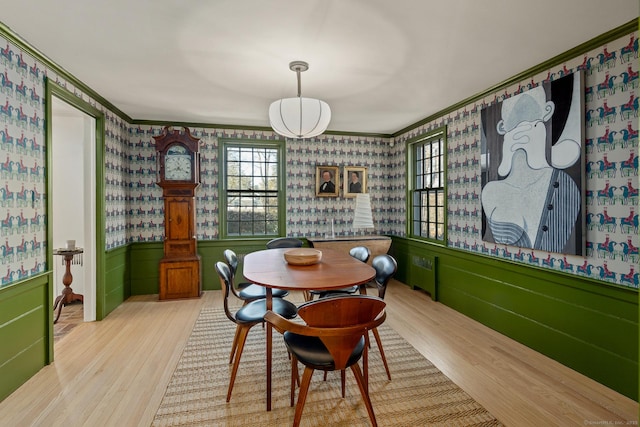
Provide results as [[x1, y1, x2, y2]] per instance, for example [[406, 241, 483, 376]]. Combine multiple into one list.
[[154, 126, 202, 300]]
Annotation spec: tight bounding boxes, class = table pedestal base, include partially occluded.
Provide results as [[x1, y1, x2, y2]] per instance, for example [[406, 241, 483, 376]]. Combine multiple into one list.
[[53, 249, 84, 324], [53, 289, 83, 324]]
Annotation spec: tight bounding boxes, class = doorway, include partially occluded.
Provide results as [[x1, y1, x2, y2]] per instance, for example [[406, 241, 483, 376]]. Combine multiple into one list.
[[51, 96, 97, 327]]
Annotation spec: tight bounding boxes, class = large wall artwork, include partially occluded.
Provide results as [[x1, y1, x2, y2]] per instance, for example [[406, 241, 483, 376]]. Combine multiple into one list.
[[480, 72, 585, 255]]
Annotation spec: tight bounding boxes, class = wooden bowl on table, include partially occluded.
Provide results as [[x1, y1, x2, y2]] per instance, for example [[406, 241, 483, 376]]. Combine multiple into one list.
[[283, 248, 322, 266]]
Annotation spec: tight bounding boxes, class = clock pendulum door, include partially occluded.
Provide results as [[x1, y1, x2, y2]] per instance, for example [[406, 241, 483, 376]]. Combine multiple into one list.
[[158, 196, 201, 299]]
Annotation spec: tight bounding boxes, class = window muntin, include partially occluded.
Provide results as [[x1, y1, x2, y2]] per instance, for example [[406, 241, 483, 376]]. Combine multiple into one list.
[[222, 142, 283, 237], [409, 130, 446, 242]]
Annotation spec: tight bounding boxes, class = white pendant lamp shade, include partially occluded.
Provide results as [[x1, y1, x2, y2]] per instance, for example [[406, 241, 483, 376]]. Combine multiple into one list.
[[269, 97, 331, 139], [269, 61, 331, 139]]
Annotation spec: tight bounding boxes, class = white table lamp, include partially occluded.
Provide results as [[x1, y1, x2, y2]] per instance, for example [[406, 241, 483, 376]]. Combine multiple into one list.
[[352, 193, 374, 234]]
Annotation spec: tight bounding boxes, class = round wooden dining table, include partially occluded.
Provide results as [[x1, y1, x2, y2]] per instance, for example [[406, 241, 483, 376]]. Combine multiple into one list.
[[243, 247, 376, 411]]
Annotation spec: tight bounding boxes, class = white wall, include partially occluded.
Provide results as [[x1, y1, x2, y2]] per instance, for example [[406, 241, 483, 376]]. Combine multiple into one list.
[[52, 98, 96, 321]]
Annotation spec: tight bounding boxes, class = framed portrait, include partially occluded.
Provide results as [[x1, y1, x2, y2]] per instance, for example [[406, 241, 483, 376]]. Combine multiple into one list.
[[343, 166, 367, 198], [315, 165, 340, 197]]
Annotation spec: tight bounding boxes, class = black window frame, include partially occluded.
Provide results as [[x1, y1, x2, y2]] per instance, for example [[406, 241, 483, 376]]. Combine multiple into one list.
[[407, 127, 447, 244]]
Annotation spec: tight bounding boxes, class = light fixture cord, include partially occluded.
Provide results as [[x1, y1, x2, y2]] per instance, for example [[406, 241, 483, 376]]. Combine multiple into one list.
[[296, 68, 302, 97]]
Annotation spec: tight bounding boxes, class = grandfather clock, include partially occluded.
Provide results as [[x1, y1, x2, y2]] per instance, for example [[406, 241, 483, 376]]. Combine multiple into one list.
[[154, 126, 202, 300]]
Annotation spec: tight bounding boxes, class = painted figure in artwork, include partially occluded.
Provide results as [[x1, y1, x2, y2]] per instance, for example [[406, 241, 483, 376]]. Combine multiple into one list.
[[349, 171, 362, 193], [481, 74, 583, 254], [319, 170, 335, 193]]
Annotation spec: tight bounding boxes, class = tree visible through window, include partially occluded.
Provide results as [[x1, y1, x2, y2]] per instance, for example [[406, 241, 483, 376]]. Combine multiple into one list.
[[409, 129, 446, 242], [222, 141, 283, 237]]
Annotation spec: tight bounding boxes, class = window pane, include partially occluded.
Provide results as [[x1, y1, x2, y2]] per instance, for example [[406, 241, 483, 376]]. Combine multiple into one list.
[[224, 143, 280, 237], [410, 133, 445, 242]]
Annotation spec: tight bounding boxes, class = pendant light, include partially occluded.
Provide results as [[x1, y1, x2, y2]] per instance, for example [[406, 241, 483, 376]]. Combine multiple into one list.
[[269, 61, 331, 139]]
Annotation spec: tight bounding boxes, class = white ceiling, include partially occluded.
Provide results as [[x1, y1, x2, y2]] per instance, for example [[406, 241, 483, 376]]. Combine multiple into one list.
[[2, 1, 638, 135]]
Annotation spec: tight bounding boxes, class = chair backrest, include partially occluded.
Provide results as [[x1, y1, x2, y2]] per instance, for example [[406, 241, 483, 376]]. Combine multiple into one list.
[[266, 295, 386, 370], [221, 249, 244, 299], [266, 237, 304, 249], [215, 261, 237, 323], [223, 249, 239, 276], [297, 295, 385, 328], [371, 254, 398, 299], [349, 246, 371, 263]]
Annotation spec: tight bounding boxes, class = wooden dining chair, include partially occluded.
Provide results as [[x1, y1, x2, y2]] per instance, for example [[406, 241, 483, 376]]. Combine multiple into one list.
[[265, 237, 304, 249], [215, 261, 298, 402], [223, 249, 289, 302], [307, 245, 371, 300], [265, 295, 386, 427]]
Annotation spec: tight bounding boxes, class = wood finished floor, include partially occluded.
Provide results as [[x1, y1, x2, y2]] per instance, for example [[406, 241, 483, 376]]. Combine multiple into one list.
[[53, 301, 84, 344], [0, 280, 636, 426]]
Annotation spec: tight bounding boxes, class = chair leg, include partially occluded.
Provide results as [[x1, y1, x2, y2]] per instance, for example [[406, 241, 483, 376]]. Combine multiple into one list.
[[363, 339, 369, 393], [350, 363, 378, 427], [372, 327, 391, 380], [290, 354, 299, 407], [227, 325, 252, 402], [293, 367, 315, 427], [229, 324, 241, 364], [341, 369, 346, 398]]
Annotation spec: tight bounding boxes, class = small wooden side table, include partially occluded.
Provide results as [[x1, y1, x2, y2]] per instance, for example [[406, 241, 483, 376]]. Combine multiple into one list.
[[53, 248, 84, 324]]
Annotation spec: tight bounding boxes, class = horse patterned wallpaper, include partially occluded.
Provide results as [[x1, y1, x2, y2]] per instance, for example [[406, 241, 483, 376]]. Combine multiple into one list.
[[123, 127, 396, 244], [0, 28, 637, 289], [1, 42, 48, 285], [395, 32, 638, 288], [0, 35, 131, 286]]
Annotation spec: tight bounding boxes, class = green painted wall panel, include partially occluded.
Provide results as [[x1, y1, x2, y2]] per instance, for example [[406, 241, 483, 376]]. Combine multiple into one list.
[[199, 239, 273, 291], [105, 246, 130, 316], [0, 277, 50, 402], [0, 281, 46, 325], [441, 263, 638, 358], [0, 338, 47, 402], [0, 304, 46, 362], [129, 243, 163, 295], [129, 240, 275, 294], [389, 236, 638, 400], [105, 285, 126, 314], [443, 281, 636, 398], [442, 262, 636, 360]]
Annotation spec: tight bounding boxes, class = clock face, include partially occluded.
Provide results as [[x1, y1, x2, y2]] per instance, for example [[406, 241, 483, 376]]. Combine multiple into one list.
[[164, 145, 192, 180]]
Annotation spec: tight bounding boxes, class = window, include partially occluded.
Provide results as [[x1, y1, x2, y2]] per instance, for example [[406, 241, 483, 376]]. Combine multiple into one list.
[[220, 140, 285, 238], [408, 128, 446, 242]]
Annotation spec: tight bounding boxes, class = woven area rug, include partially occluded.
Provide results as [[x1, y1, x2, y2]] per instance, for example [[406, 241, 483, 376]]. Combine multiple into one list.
[[152, 307, 503, 427]]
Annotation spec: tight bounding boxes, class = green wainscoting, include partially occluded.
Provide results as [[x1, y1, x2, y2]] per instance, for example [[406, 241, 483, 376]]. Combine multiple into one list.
[[2, 238, 636, 403], [129, 239, 282, 294], [389, 236, 638, 400], [129, 242, 163, 295], [0, 246, 129, 402], [0, 274, 51, 402], [105, 246, 131, 315]]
